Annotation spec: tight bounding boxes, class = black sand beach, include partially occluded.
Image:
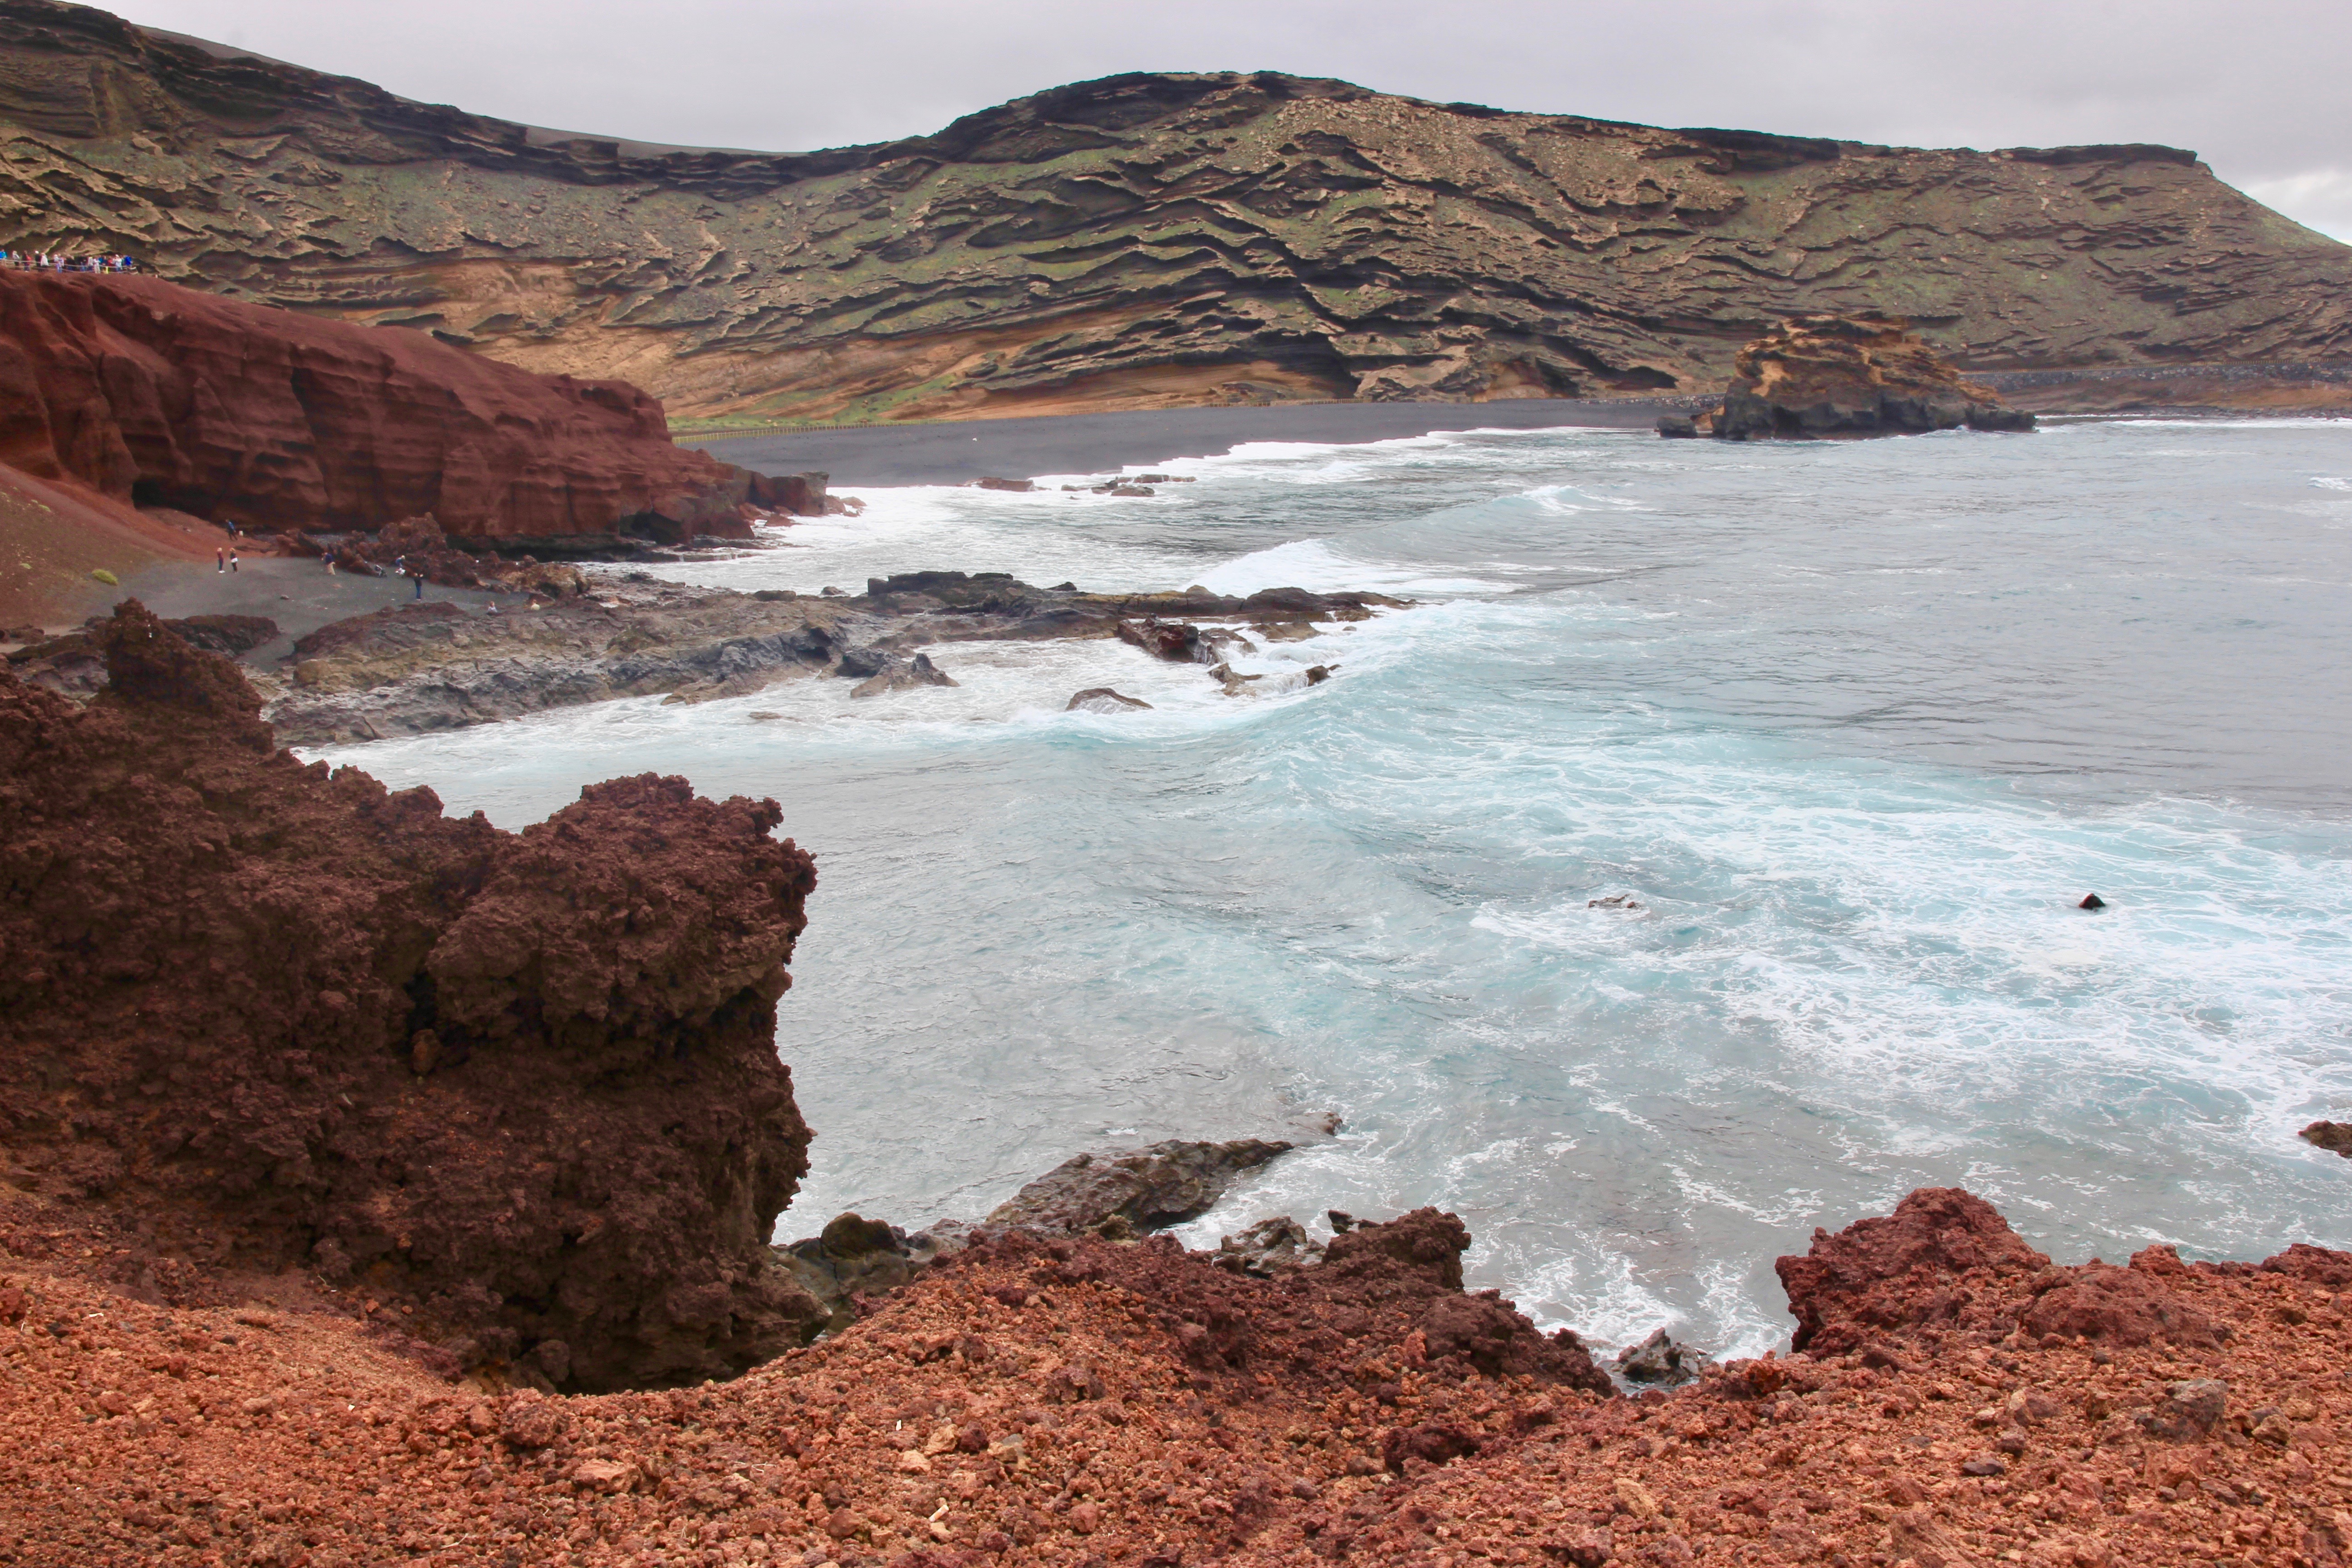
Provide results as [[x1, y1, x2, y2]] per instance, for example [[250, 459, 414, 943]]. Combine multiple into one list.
[[688, 397, 1674, 487], [26, 401, 1671, 644], [81, 558, 510, 666]]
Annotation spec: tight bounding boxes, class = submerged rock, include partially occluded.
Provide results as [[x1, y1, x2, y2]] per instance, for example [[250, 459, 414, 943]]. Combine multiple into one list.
[[848, 650, 958, 697], [1067, 686, 1153, 712], [1710, 314, 2036, 441]]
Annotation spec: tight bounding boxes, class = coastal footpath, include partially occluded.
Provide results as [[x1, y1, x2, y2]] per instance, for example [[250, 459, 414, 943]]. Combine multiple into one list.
[[2, 0, 2347, 421], [5, 612, 2352, 1568]]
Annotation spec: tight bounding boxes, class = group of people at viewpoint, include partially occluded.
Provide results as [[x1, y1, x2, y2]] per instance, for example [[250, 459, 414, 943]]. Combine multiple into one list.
[[1, 250, 141, 272]]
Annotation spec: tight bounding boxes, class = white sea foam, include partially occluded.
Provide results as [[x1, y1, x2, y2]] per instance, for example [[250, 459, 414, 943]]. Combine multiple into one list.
[[316, 416, 2352, 1356]]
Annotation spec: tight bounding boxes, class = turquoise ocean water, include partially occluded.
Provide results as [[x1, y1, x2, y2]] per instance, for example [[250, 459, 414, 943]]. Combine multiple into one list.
[[308, 417, 2352, 1358]]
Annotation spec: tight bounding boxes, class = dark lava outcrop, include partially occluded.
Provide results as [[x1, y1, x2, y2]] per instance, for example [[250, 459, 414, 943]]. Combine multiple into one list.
[[0, 269, 781, 551], [0, 601, 825, 1389], [262, 573, 1399, 745], [1702, 314, 2038, 439], [3, 1, 2346, 421], [985, 1137, 1297, 1236]]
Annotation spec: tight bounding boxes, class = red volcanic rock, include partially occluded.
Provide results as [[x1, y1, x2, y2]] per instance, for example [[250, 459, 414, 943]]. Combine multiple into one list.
[[1775, 1187, 2051, 1352], [2019, 1256, 2218, 1348], [0, 271, 768, 549], [997, 1209, 1617, 1399], [2263, 1240, 2352, 1287], [0, 601, 823, 1387]]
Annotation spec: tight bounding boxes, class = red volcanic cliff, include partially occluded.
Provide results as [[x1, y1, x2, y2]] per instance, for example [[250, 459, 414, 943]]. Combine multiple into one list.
[[0, 270, 767, 550], [0, 602, 824, 1387]]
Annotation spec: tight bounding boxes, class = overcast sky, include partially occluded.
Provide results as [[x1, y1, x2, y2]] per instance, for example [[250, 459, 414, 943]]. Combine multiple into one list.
[[102, 0, 2352, 241]]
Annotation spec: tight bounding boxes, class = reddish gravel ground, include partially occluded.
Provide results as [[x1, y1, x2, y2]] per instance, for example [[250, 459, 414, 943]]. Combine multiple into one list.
[[5, 1197, 2350, 1568]]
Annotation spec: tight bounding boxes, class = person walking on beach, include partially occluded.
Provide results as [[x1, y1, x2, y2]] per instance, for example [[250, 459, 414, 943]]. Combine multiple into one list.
[[325, 549, 337, 576], [216, 546, 225, 573], [228, 548, 239, 573]]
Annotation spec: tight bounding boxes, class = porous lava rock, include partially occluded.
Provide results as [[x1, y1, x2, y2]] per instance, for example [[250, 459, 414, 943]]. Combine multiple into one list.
[[1775, 1186, 2052, 1352], [0, 601, 824, 1388], [0, 270, 766, 551], [10, 1185, 2352, 1566], [2019, 1254, 2220, 1348], [1778, 1188, 2231, 1359], [969, 1208, 1616, 1398], [1710, 314, 2038, 439]]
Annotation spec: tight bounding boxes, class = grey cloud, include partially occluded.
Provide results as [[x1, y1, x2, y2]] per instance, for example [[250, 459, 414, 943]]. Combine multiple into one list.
[[106, 0, 2352, 239]]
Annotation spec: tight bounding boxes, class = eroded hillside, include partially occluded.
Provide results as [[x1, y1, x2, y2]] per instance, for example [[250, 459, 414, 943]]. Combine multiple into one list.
[[3, 0, 2347, 420]]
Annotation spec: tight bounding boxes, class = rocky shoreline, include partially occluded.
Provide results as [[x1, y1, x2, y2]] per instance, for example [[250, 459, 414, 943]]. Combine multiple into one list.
[[5, 615, 2352, 1568], [5, 568, 1398, 745]]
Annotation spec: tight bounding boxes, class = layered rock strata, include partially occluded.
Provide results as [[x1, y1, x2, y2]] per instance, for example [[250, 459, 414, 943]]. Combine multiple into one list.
[[247, 572, 1400, 745], [0, 603, 826, 1389], [0, 270, 787, 551], [1666, 314, 2036, 439], [3, 0, 2347, 421]]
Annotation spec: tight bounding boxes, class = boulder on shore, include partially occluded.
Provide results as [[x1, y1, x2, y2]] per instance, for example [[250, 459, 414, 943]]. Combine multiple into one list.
[[1702, 314, 2036, 440]]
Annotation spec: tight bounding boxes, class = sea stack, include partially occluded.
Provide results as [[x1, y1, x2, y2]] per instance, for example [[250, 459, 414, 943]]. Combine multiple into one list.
[[1667, 314, 2037, 440]]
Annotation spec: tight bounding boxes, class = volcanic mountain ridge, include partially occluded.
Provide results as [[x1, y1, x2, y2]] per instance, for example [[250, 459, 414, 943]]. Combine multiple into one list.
[[3, 0, 2349, 422]]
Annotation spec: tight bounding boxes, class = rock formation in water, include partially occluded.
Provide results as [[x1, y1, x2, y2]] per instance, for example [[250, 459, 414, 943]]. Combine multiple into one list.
[[0, 602, 825, 1389], [2302, 1120, 2352, 1156], [1689, 314, 2037, 439], [0, 269, 805, 551], [3, 0, 2347, 421], [243, 572, 1396, 745]]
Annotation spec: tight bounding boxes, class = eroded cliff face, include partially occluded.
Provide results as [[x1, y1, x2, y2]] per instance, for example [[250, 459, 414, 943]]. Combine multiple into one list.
[[0, 269, 764, 549], [3, 0, 2347, 422], [0, 602, 824, 1388]]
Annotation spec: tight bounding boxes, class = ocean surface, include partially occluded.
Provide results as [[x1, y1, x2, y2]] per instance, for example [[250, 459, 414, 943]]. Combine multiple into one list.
[[309, 417, 2352, 1361]]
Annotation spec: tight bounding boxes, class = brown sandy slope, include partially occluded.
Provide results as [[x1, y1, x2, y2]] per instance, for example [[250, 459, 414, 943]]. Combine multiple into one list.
[[1, 0, 2347, 422], [0, 464, 240, 631]]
